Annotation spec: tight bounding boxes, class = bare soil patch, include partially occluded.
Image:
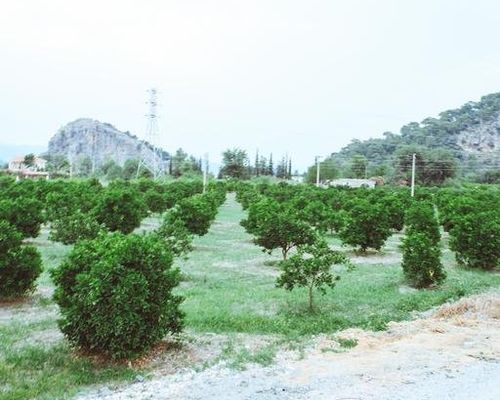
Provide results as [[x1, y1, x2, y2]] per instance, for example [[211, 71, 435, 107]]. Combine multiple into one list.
[[75, 290, 500, 400]]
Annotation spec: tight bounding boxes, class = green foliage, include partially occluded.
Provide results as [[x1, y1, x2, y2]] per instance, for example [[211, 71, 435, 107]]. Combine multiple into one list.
[[377, 192, 406, 231], [477, 169, 500, 184], [99, 159, 123, 180], [74, 155, 93, 177], [0, 197, 44, 238], [316, 93, 500, 182], [23, 153, 35, 167], [401, 232, 445, 288], [174, 193, 221, 236], [95, 187, 146, 234], [449, 211, 499, 270], [51, 233, 184, 360], [325, 209, 349, 234], [305, 158, 340, 184], [235, 184, 260, 210], [337, 337, 358, 349], [44, 180, 103, 222], [45, 154, 70, 176], [162, 180, 204, 209], [156, 210, 194, 257], [339, 200, 391, 252], [122, 159, 152, 180], [49, 211, 104, 245], [401, 199, 445, 287], [240, 197, 281, 235], [300, 200, 332, 233], [144, 188, 169, 214], [394, 146, 457, 185], [276, 239, 350, 312], [169, 148, 202, 177], [0, 221, 42, 299], [404, 201, 441, 245], [253, 208, 316, 260], [436, 188, 498, 232], [219, 148, 249, 179], [349, 154, 368, 178]]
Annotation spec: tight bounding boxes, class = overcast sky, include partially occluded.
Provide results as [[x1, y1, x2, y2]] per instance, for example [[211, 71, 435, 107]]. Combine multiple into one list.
[[1, 0, 500, 170]]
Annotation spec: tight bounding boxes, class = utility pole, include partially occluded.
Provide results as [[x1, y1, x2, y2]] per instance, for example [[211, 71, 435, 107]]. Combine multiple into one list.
[[410, 153, 416, 197], [202, 153, 209, 193], [315, 156, 322, 187]]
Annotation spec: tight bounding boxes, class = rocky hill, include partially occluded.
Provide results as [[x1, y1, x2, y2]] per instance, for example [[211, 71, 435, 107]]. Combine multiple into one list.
[[47, 119, 169, 168], [330, 92, 500, 169]]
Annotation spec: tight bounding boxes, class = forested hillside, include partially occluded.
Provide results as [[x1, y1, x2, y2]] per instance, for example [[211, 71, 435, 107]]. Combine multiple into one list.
[[314, 93, 500, 184]]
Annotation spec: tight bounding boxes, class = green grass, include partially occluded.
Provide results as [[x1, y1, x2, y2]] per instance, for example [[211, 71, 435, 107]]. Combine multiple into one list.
[[216, 337, 277, 370], [337, 337, 358, 349], [177, 194, 500, 335], [0, 227, 138, 400], [1, 193, 498, 398], [0, 342, 135, 400]]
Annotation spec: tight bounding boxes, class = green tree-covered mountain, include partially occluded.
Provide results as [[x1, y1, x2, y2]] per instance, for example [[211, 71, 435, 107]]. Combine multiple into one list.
[[321, 92, 500, 183]]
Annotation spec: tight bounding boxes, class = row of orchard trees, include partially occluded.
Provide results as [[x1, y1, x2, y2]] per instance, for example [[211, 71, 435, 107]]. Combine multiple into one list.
[[0, 176, 227, 359], [235, 182, 499, 307]]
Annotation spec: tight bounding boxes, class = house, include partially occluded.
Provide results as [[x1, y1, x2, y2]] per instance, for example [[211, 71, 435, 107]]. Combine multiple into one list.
[[8, 155, 47, 172], [328, 178, 377, 189], [8, 155, 49, 179]]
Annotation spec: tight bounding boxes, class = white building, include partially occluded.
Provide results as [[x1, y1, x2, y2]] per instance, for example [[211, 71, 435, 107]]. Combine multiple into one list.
[[8, 155, 48, 173], [328, 178, 376, 189]]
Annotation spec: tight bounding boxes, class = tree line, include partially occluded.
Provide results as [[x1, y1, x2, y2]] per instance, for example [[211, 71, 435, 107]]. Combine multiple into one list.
[[218, 148, 294, 180]]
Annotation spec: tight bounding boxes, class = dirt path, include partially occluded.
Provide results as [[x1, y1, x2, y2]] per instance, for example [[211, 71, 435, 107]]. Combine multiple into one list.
[[76, 291, 500, 400]]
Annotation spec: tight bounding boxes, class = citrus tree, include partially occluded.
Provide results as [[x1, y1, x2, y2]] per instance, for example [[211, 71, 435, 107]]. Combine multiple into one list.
[[276, 239, 351, 312]]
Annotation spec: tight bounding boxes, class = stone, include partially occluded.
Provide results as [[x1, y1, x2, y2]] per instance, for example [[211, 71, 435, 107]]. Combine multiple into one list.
[[47, 118, 169, 169]]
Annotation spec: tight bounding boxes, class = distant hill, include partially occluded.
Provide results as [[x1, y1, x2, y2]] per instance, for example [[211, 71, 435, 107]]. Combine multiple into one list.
[[47, 118, 169, 168], [329, 92, 500, 171]]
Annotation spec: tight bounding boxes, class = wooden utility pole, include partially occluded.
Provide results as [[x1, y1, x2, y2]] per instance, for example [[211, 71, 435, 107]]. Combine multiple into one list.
[[411, 153, 416, 197], [316, 156, 322, 187]]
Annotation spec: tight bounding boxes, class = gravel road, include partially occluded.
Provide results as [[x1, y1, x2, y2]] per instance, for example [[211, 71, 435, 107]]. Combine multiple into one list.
[[76, 291, 500, 400]]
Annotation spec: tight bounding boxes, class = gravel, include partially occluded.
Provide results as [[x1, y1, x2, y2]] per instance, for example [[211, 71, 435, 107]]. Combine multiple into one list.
[[75, 291, 500, 400]]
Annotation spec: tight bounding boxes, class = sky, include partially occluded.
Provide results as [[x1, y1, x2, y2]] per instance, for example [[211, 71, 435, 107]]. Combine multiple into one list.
[[1, 0, 500, 171]]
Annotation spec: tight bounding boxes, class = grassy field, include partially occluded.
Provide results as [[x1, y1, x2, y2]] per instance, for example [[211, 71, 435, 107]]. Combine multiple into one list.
[[1, 193, 499, 399], [179, 194, 499, 335], [0, 228, 136, 400]]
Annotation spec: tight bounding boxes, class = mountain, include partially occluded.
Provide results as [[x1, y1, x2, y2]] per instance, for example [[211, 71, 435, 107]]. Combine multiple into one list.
[[47, 118, 169, 168], [329, 92, 500, 170]]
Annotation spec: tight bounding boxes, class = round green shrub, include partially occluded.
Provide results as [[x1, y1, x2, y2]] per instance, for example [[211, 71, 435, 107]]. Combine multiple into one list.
[[240, 197, 281, 235], [339, 200, 391, 252], [401, 232, 446, 288], [144, 189, 169, 214], [49, 211, 104, 245], [378, 194, 406, 231], [94, 187, 146, 234], [51, 233, 184, 359], [301, 200, 331, 232], [175, 194, 217, 236], [0, 197, 44, 238], [156, 210, 193, 258], [253, 209, 317, 260], [404, 201, 441, 246], [0, 221, 42, 299], [449, 211, 499, 270]]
